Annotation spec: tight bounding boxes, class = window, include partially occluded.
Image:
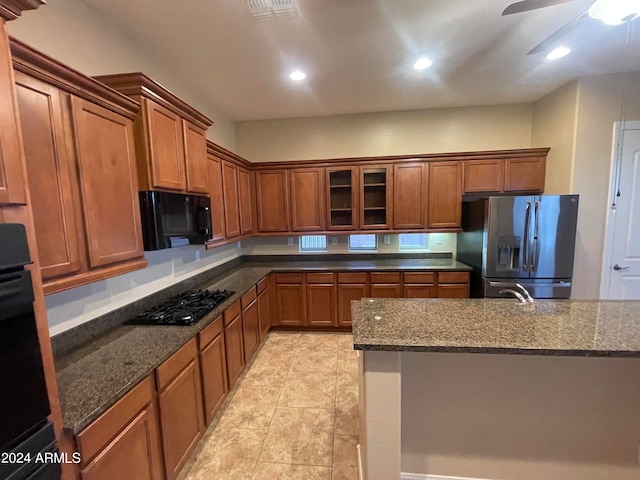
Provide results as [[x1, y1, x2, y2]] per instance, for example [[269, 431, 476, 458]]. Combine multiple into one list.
[[399, 233, 429, 251], [349, 234, 377, 251], [299, 235, 327, 252]]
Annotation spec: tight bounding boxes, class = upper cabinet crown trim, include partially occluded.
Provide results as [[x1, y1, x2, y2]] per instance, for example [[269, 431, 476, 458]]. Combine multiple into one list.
[[94, 72, 213, 129], [9, 38, 140, 118], [0, 0, 44, 21], [206, 141, 253, 169]]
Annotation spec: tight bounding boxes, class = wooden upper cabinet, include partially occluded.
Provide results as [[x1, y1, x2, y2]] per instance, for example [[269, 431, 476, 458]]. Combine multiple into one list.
[[256, 169, 290, 232], [94, 73, 213, 194], [182, 120, 208, 194], [71, 97, 144, 268], [428, 161, 462, 229], [290, 168, 325, 231], [221, 160, 241, 238], [326, 166, 358, 230], [504, 157, 546, 193], [463, 159, 504, 194], [238, 166, 254, 235], [144, 100, 186, 191], [360, 165, 392, 229], [14, 72, 82, 280], [393, 162, 427, 229], [206, 155, 226, 242], [0, 24, 26, 205]]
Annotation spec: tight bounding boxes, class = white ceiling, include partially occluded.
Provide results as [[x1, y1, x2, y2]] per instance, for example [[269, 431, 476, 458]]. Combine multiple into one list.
[[83, 0, 640, 121]]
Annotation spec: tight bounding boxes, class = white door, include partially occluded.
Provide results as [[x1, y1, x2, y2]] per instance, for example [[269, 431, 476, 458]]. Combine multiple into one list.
[[605, 124, 640, 299]]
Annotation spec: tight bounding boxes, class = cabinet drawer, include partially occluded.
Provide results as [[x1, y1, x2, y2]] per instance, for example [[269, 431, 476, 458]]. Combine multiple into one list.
[[337, 272, 368, 284], [223, 299, 241, 326], [241, 287, 257, 309], [438, 271, 470, 284], [403, 272, 435, 284], [275, 272, 304, 284], [257, 276, 269, 294], [199, 315, 223, 350], [77, 375, 155, 463], [370, 272, 400, 284], [306, 272, 335, 284], [156, 339, 198, 391]]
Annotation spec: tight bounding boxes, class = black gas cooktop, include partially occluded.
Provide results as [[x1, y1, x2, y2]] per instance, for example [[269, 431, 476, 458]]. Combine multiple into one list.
[[126, 289, 234, 326]]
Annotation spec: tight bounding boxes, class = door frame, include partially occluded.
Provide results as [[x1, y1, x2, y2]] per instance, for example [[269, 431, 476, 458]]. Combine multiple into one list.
[[599, 120, 640, 299]]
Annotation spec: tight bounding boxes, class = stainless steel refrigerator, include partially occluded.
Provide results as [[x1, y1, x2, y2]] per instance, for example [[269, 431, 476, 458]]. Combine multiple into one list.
[[457, 195, 579, 299]]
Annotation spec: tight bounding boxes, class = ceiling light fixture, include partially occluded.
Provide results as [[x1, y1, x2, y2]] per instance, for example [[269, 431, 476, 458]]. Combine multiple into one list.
[[413, 56, 433, 70], [546, 46, 572, 60], [289, 70, 306, 81], [588, 0, 640, 26]]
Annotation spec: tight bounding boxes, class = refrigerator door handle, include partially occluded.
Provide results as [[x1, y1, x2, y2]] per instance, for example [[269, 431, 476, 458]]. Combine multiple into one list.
[[522, 201, 531, 272], [532, 201, 540, 272]]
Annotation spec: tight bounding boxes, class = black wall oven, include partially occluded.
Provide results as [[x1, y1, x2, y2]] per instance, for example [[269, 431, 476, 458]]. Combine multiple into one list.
[[0, 224, 60, 480]]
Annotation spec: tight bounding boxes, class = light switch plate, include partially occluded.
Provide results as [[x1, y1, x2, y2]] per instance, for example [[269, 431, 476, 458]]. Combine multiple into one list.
[[383, 235, 390, 244], [288, 237, 294, 246], [331, 237, 338, 245], [195, 249, 201, 262], [434, 234, 443, 245]]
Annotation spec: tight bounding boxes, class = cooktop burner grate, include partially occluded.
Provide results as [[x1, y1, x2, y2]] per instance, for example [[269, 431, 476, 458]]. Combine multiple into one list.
[[126, 289, 235, 326]]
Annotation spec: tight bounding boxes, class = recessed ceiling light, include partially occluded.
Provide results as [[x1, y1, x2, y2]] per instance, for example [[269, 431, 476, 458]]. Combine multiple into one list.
[[289, 70, 306, 81], [413, 56, 433, 70], [546, 47, 571, 60]]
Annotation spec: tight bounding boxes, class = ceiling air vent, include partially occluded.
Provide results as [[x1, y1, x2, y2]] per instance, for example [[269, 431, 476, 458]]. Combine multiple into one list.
[[246, 0, 298, 19]]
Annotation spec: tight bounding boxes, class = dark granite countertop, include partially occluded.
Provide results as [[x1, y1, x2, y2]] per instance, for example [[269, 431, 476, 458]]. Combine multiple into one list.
[[352, 298, 640, 357], [55, 257, 471, 434]]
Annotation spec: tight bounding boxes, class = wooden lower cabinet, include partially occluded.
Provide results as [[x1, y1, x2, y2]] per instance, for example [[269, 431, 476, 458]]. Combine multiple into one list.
[[437, 271, 470, 298], [156, 340, 205, 480], [242, 298, 260, 362], [403, 285, 436, 298], [77, 376, 163, 480], [307, 283, 337, 327], [337, 283, 368, 326], [224, 303, 245, 389], [198, 317, 228, 425], [276, 275, 305, 326], [257, 285, 271, 340], [370, 283, 401, 298]]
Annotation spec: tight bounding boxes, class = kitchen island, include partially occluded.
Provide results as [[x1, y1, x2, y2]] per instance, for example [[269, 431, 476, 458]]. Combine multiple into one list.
[[352, 298, 640, 480]]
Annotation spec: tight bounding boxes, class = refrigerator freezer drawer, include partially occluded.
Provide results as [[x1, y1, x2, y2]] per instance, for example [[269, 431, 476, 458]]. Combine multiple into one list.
[[483, 278, 572, 299]]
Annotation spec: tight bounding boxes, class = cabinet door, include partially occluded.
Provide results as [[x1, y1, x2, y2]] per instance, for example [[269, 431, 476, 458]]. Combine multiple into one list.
[[221, 160, 240, 238], [307, 284, 336, 326], [290, 168, 325, 231], [428, 161, 462, 229], [238, 167, 254, 234], [81, 403, 164, 480], [463, 159, 504, 193], [71, 97, 144, 268], [326, 166, 358, 230], [370, 284, 401, 298], [276, 283, 305, 326], [256, 170, 290, 232], [15, 72, 82, 280], [504, 157, 546, 193], [157, 359, 205, 480], [144, 99, 186, 191], [242, 300, 260, 362], [437, 284, 470, 298], [182, 120, 208, 194], [224, 314, 245, 389], [337, 283, 368, 326], [404, 285, 436, 298], [0, 24, 26, 205], [360, 165, 392, 229], [393, 162, 426, 229], [257, 288, 271, 340], [207, 155, 226, 242], [200, 333, 228, 425]]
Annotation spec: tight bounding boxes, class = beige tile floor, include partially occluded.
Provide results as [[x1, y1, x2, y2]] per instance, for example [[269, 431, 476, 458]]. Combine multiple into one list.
[[179, 332, 360, 480]]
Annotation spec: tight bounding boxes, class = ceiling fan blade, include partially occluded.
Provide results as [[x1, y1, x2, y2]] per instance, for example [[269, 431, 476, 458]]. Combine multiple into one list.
[[502, 0, 577, 16], [526, 11, 590, 55]]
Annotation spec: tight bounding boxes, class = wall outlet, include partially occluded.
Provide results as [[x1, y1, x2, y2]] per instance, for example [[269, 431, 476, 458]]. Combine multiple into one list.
[[331, 237, 338, 245], [383, 235, 390, 244], [194, 249, 201, 262], [434, 234, 443, 245], [288, 237, 294, 246]]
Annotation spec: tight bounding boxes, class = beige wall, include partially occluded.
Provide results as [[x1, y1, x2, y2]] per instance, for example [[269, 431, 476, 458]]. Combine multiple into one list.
[[8, 0, 236, 150], [236, 104, 533, 162], [531, 80, 579, 194], [401, 352, 640, 479]]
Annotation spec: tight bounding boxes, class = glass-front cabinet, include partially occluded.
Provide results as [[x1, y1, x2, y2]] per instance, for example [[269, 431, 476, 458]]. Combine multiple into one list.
[[326, 166, 358, 230], [359, 165, 392, 230]]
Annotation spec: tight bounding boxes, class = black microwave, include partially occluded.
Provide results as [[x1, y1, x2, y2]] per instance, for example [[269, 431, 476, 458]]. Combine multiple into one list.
[[139, 191, 212, 251]]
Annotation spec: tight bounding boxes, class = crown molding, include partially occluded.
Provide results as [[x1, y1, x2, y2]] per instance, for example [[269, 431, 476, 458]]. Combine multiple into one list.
[[0, 0, 45, 21]]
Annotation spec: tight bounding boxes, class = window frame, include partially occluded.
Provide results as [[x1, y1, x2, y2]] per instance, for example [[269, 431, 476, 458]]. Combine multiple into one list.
[[348, 234, 378, 252], [299, 234, 328, 252]]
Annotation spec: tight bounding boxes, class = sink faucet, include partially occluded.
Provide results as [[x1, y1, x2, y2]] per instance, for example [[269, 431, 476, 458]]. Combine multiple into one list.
[[499, 289, 528, 304], [514, 283, 535, 303]]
